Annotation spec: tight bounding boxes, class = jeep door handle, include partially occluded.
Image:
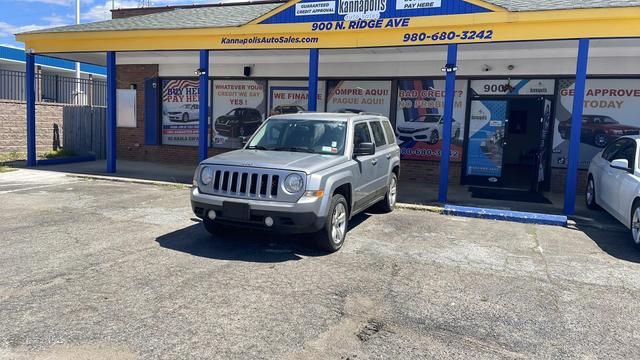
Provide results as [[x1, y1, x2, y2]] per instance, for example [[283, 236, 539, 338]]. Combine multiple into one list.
[[371, 159, 378, 166], [386, 154, 391, 160]]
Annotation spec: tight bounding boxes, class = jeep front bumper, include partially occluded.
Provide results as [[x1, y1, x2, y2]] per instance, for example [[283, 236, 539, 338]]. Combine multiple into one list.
[[190, 187, 326, 233]]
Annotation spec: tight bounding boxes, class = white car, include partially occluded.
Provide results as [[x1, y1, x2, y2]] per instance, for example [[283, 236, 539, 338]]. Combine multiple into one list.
[[586, 135, 640, 247], [167, 103, 199, 122], [396, 115, 461, 144]]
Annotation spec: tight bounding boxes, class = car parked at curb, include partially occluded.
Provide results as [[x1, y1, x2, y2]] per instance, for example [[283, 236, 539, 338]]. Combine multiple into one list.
[[191, 112, 401, 252], [586, 135, 640, 247], [558, 115, 640, 148], [397, 114, 461, 144]]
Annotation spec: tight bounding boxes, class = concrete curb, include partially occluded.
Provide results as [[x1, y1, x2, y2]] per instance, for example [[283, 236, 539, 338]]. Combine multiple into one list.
[[63, 173, 568, 227], [37, 155, 96, 166], [443, 204, 568, 227], [66, 173, 192, 189], [396, 203, 444, 214]]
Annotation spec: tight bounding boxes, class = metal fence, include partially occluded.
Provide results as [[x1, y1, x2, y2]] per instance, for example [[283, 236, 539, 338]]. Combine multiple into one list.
[[0, 69, 107, 106]]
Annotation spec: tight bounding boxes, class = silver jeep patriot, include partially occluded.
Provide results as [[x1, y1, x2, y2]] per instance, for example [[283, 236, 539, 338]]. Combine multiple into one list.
[[191, 112, 400, 252]]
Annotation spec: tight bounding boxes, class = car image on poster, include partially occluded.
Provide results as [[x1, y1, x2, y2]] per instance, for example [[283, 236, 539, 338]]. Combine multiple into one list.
[[162, 79, 207, 146], [212, 80, 267, 149], [552, 79, 640, 169], [396, 79, 467, 161]]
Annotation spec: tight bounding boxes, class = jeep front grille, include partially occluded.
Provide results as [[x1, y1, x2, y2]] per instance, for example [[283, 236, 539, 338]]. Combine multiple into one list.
[[200, 165, 304, 202]]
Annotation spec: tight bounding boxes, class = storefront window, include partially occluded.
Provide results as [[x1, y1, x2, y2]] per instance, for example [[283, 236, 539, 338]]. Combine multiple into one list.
[[396, 79, 468, 161], [552, 79, 640, 169], [267, 80, 326, 115], [212, 79, 267, 148], [326, 80, 392, 117], [161, 79, 210, 146]]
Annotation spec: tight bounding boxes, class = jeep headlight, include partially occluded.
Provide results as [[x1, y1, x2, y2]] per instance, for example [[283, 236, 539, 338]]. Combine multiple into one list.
[[200, 166, 214, 185], [284, 173, 304, 193]]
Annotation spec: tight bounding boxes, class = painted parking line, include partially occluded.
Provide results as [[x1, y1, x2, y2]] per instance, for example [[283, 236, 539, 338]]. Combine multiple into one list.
[[0, 182, 80, 195]]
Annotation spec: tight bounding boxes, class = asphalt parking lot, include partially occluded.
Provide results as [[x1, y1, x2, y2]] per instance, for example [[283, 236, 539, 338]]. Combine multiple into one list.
[[1, 169, 640, 359]]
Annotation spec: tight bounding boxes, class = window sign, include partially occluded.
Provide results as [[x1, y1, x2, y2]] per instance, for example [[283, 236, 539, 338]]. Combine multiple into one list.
[[212, 80, 267, 149], [267, 80, 326, 115], [396, 79, 467, 161], [552, 79, 640, 169], [326, 80, 392, 117], [470, 79, 555, 96], [161, 79, 209, 146], [466, 100, 508, 177]]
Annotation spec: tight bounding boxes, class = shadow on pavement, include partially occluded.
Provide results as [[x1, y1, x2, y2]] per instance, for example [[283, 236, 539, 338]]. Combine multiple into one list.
[[573, 209, 640, 263], [156, 212, 372, 263], [578, 224, 640, 264]]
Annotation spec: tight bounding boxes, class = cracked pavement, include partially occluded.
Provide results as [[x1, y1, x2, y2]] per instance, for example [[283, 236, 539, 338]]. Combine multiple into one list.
[[1, 169, 640, 359]]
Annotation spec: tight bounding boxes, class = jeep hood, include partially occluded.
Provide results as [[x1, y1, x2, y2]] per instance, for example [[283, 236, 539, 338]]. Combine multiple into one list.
[[202, 149, 347, 174]]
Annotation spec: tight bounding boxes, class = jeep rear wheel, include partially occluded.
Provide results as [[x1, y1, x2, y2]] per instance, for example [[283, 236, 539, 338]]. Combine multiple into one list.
[[377, 173, 397, 213], [317, 194, 348, 252]]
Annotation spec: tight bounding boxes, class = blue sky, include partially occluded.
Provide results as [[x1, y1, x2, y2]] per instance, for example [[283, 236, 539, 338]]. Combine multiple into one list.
[[0, 0, 218, 48]]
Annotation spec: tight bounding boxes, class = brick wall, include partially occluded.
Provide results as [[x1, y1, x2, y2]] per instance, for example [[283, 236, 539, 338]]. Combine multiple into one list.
[[550, 168, 587, 195], [400, 159, 462, 185], [116, 64, 230, 164], [0, 100, 63, 156]]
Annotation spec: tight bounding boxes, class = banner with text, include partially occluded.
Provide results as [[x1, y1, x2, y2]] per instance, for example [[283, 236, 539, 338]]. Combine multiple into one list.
[[212, 80, 267, 149], [396, 79, 468, 161], [552, 79, 640, 169], [268, 80, 326, 115], [162, 79, 209, 146], [326, 80, 392, 117]]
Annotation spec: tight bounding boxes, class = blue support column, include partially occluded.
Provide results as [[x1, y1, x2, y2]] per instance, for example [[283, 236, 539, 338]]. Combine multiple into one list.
[[106, 51, 117, 173], [564, 39, 590, 215], [308, 48, 319, 111], [438, 44, 458, 203], [198, 50, 210, 162], [25, 53, 36, 167]]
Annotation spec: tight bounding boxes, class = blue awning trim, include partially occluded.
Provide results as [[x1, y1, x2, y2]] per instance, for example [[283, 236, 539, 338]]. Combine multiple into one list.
[[0, 46, 106, 76]]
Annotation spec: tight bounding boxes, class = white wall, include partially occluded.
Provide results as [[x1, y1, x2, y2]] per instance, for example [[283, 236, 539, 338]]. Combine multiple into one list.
[[116, 39, 640, 78]]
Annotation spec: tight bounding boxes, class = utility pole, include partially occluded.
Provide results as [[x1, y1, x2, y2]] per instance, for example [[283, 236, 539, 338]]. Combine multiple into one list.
[[75, 0, 81, 104]]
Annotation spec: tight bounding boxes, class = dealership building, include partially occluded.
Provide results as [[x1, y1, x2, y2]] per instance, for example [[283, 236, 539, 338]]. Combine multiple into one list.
[[15, 0, 640, 215]]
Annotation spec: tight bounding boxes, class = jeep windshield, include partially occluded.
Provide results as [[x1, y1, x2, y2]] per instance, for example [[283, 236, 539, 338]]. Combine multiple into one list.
[[246, 119, 347, 155]]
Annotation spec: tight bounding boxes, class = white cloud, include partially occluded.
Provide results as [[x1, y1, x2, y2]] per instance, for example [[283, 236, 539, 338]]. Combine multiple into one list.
[[15, 0, 94, 6]]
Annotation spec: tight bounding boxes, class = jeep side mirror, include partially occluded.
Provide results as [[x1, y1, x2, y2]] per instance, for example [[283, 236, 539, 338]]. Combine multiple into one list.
[[354, 142, 375, 157]]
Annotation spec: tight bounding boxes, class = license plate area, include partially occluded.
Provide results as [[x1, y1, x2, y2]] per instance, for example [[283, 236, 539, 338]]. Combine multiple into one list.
[[223, 201, 250, 220]]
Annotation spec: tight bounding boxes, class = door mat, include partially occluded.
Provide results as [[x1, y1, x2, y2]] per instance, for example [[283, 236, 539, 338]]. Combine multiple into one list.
[[469, 187, 552, 204]]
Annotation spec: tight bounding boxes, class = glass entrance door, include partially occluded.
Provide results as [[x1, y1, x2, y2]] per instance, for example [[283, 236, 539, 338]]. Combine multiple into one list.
[[465, 99, 509, 186]]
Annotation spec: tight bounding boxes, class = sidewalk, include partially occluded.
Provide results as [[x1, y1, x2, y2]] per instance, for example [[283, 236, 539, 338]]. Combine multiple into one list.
[[19, 159, 624, 231], [28, 159, 196, 184]]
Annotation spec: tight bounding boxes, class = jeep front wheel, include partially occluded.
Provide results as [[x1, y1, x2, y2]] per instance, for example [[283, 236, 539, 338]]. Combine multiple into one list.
[[202, 217, 229, 236], [317, 194, 348, 252]]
